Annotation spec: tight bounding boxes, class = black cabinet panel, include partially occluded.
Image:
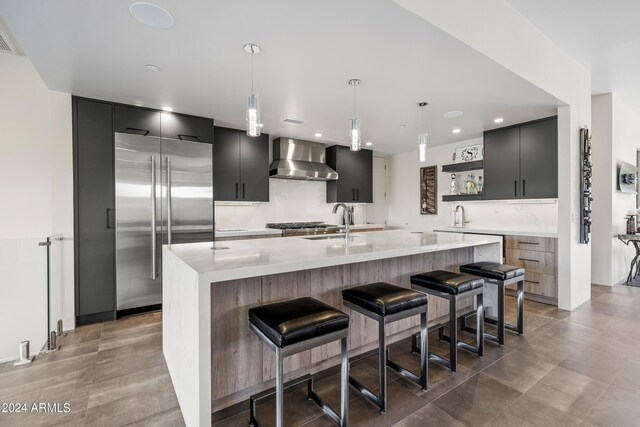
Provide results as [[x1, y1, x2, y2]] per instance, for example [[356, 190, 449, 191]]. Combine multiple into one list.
[[240, 133, 269, 201], [114, 106, 160, 137], [73, 98, 116, 319], [161, 112, 214, 143], [483, 127, 521, 200], [520, 118, 558, 199], [326, 146, 373, 203], [213, 126, 269, 201], [355, 150, 373, 203], [213, 126, 241, 201]]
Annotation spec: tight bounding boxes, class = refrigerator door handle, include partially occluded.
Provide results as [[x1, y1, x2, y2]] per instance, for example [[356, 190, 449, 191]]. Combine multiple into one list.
[[167, 156, 172, 246], [151, 156, 157, 280]]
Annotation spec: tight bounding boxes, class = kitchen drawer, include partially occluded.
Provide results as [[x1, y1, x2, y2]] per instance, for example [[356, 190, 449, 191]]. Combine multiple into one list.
[[522, 271, 556, 298], [505, 235, 556, 252], [506, 249, 555, 275]]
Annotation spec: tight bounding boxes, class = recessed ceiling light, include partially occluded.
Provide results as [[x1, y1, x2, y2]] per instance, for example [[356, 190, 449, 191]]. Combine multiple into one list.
[[399, 124, 407, 128], [162, 106, 173, 112], [314, 133, 322, 138], [365, 142, 373, 146], [452, 128, 461, 134], [129, 3, 174, 29], [145, 64, 160, 71], [444, 111, 463, 119], [494, 117, 504, 123]]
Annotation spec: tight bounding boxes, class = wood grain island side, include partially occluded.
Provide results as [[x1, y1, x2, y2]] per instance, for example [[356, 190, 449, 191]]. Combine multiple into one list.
[[162, 231, 502, 427]]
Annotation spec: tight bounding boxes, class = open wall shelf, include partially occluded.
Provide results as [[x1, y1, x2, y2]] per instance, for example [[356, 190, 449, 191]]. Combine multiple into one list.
[[441, 160, 484, 173], [442, 194, 485, 202]]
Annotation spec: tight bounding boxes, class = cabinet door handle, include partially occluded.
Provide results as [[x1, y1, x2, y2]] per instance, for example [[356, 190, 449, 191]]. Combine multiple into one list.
[[106, 208, 114, 229], [518, 258, 539, 263], [514, 180, 518, 197], [517, 241, 539, 245], [524, 280, 539, 284], [235, 183, 239, 199], [356, 188, 359, 201], [522, 180, 526, 197], [122, 127, 150, 136], [178, 134, 200, 141], [242, 183, 245, 199], [352, 189, 356, 201]]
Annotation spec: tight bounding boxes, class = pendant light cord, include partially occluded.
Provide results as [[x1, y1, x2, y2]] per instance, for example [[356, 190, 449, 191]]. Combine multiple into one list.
[[353, 83, 357, 117], [251, 51, 254, 94]]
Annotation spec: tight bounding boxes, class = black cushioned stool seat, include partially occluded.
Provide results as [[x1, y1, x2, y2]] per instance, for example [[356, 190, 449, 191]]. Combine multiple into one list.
[[341, 282, 429, 414], [458, 262, 525, 346], [342, 282, 428, 316], [249, 297, 349, 348], [249, 297, 349, 427], [460, 262, 524, 281], [410, 270, 485, 373], [410, 270, 483, 295]]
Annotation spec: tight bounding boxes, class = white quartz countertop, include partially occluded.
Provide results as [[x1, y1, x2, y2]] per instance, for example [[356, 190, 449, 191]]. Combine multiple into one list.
[[215, 228, 283, 238], [433, 226, 557, 238], [165, 230, 501, 283]]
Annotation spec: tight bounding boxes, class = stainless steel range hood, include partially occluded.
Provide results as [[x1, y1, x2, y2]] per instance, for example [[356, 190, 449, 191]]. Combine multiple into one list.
[[269, 137, 338, 181]]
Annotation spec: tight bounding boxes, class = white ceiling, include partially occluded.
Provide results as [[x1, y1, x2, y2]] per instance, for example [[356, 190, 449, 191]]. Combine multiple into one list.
[[0, 0, 560, 154], [507, 0, 640, 113]]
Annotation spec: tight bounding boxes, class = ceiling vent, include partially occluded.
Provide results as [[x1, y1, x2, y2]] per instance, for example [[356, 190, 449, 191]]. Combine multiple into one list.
[[282, 117, 305, 125], [0, 16, 24, 56]]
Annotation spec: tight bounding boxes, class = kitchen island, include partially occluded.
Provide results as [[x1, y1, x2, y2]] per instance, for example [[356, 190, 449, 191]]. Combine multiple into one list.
[[162, 230, 502, 426]]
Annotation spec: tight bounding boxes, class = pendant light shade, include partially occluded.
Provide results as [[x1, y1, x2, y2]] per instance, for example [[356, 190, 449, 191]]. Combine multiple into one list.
[[244, 43, 261, 137], [417, 102, 428, 162], [348, 79, 361, 151]]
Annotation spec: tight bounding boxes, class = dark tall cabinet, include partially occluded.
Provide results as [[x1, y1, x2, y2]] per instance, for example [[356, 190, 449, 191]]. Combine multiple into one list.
[[484, 116, 557, 200], [73, 98, 116, 324], [213, 126, 269, 202], [326, 146, 373, 203], [74, 97, 214, 325]]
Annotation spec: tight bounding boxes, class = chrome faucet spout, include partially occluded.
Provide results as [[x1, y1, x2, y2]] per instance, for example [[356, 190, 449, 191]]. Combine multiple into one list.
[[332, 203, 351, 238], [454, 204, 468, 227]]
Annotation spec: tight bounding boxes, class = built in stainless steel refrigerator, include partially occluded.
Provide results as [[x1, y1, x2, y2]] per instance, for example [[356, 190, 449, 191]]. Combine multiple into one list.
[[114, 132, 213, 311]]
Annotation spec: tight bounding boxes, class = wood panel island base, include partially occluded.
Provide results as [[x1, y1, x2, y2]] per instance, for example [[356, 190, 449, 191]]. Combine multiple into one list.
[[162, 231, 502, 427]]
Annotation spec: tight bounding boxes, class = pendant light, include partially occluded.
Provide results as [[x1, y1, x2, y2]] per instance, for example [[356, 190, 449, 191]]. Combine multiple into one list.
[[417, 102, 429, 162], [244, 43, 261, 137], [348, 79, 362, 151]]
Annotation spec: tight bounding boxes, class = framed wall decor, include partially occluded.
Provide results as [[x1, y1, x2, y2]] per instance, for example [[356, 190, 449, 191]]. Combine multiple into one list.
[[453, 144, 483, 162], [420, 166, 437, 215]]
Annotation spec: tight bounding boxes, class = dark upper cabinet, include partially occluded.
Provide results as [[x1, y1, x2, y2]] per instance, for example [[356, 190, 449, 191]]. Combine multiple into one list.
[[520, 118, 558, 199], [483, 116, 558, 200], [114, 105, 160, 137], [213, 126, 269, 201], [326, 145, 373, 203], [240, 133, 270, 201], [161, 112, 214, 143], [484, 126, 521, 200], [73, 97, 116, 322]]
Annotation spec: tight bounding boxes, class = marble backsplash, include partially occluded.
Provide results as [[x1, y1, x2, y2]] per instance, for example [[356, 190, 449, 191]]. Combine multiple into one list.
[[214, 178, 367, 230]]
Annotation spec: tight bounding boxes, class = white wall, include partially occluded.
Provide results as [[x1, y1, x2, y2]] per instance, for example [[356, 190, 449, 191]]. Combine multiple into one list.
[[591, 93, 640, 285], [387, 138, 558, 232], [0, 54, 73, 362], [393, 0, 592, 310]]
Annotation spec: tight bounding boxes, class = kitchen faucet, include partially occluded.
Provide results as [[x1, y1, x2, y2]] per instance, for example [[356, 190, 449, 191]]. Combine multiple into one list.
[[332, 203, 351, 238], [453, 204, 469, 227]]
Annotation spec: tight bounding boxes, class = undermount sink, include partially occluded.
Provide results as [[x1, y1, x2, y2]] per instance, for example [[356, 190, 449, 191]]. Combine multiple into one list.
[[302, 234, 361, 241]]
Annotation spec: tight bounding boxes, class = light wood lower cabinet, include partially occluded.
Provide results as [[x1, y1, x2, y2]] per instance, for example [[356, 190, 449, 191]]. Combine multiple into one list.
[[505, 235, 558, 303], [210, 246, 474, 405]]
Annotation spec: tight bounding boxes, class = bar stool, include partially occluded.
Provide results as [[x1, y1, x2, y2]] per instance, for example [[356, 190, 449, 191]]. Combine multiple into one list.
[[459, 262, 525, 345], [342, 282, 428, 414], [248, 297, 349, 427], [410, 270, 485, 373]]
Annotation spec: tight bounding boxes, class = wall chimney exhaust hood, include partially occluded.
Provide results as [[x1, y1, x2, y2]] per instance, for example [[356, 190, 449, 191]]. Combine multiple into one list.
[[269, 138, 338, 181]]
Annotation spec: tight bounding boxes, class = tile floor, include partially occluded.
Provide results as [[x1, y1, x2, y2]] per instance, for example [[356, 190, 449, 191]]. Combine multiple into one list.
[[1, 285, 640, 426]]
